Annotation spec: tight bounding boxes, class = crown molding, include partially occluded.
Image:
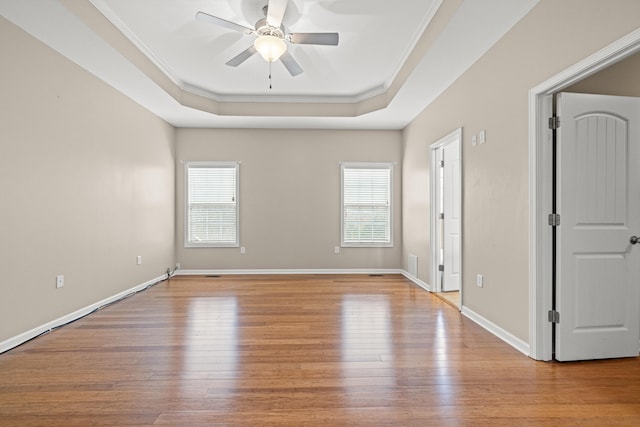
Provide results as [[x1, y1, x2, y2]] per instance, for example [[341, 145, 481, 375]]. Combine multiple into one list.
[[61, 0, 452, 118]]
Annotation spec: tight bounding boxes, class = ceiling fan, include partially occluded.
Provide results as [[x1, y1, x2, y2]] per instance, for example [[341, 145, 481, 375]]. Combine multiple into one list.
[[196, 0, 339, 77]]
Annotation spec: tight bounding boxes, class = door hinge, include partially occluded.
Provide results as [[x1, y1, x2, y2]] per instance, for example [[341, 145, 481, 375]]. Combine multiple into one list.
[[440, 160, 444, 167], [548, 310, 560, 324], [439, 212, 444, 220], [548, 213, 561, 227], [438, 264, 444, 272], [549, 116, 560, 130]]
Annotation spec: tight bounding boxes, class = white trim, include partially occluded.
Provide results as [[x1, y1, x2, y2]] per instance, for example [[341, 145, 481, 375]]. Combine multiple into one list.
[[406, 266, 530, 356], [462, 306, 530, 356], [429, 144, 441, 293], [0, 274, 167, 354], [89, 0, 183, 88], [429, 128, 462, 294], [0, 269, 535, 359], [176, 268, 405, 276], [527, 91, 554, 361], [340, 162, 394, 248], [86, 0, 443, 107], [184, 161, 240, 248], [401, 271, 431, 292], [384, 0, 443, 97], [176, 269, 432, 292], [528, 28, 640, 361], [177, 269, 436, 295], [530, 28, 640, 96]]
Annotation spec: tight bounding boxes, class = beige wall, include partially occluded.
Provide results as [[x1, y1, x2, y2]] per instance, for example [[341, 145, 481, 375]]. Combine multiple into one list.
[[3, 0, 639, 351], [402, 0, 640, 343], [176, 128, 402, 270], [0, 17, 176, 343]]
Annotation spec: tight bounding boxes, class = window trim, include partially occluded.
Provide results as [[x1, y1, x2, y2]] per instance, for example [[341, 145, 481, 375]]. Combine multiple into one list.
[[340, 162, 394, 248], [184, 161, 239, 248]]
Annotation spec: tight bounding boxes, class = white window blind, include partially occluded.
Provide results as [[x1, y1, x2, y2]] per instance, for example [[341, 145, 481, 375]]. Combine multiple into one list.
[[341, 163, 392, 247], [185, 162, 238, 247]]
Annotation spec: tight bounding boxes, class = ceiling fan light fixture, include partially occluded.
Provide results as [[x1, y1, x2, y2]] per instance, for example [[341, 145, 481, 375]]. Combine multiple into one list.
[[254, 34, 286, 62]]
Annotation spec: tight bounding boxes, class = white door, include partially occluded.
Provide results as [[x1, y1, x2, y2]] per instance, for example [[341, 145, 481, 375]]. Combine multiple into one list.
[[556, 92, 640, 361], [443, 138, 461, 292]]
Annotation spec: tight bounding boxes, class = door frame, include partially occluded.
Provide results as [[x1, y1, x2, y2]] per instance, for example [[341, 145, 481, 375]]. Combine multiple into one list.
[[528, 28, 640, 360], [430, 128, 462, 297]]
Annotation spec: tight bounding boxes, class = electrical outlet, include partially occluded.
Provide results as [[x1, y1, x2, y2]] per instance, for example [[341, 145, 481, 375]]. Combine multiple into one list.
[[476, 274, 484, 288], [334, 246, 340, 254], [472, 135, 477, 146], [56, 275, 64, 288], [175, 262, 181, 270], [479, 130, 486, 144], [240, 247, 246, 254], [136, 255, 142, 265]]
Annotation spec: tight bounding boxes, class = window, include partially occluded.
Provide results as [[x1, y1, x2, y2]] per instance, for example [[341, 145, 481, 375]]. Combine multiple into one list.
[[185, 162, 239, 247], [341, 163, 393, 247]]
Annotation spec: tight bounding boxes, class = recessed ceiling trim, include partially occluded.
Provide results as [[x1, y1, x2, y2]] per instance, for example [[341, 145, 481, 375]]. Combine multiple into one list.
[[381, 0, 443, 94], [89, 0, 184, 90], [90, 0, 437, 107], [181, 80, 388, 105], [62, 0, 449, 116], [10, 0, 538, 129], [179, 89, 390, 118], [0, 0, 542, 128]]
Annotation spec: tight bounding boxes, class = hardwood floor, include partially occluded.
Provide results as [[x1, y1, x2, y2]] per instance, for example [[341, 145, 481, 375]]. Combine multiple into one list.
[[1, 274, 640, 426], [434, 290, 460, 309]]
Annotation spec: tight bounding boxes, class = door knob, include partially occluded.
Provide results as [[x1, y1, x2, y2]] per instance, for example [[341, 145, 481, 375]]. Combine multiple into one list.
[[631, 236, 639, 245]]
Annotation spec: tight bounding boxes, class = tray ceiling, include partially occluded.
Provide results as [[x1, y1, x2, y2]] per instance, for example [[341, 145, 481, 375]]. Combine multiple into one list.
[[0, 0, 539, 129]]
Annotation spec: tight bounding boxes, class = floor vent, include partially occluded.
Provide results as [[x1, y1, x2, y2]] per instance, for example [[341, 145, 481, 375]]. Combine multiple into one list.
[[408, 254, 418, 277], [205, 275, 221, 278], [369, 274, 384, 277]]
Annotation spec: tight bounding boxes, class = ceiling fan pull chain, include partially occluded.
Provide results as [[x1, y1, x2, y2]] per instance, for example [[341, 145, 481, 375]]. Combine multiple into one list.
[[269, 60, 273, 89]]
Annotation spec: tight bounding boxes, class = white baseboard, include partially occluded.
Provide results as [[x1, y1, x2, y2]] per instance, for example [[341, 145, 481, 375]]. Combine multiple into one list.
[[2, 270, 531, 359], [462, 306, 530, 356], [176, 268, 433, 293], [401, 271, 431, 292], [398, 273, 530, 356], [0, 274, 167, 354], [175, 268, 405, 276]]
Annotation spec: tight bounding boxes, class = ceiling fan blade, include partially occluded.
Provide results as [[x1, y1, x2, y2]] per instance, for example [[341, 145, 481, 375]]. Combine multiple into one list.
[[289, 32, 339, 46], [226, 45, 258, 67], [266, 0, 288, 28], [280, 51, 303, 76], [196, 11, 253, 34]]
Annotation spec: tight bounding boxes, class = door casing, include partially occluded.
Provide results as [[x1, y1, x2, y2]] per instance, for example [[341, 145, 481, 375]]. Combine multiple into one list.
[[528, 28, 640, 361], [430, 128, 462, 297]]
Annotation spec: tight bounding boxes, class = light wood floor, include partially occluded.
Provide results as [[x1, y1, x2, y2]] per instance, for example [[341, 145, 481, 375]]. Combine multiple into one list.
[[1, 275, 640, 426], [434, 290, 460, 309]]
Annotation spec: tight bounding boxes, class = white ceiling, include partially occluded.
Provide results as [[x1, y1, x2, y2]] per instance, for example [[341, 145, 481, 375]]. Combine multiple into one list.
[[0, 0, 539, 129]]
